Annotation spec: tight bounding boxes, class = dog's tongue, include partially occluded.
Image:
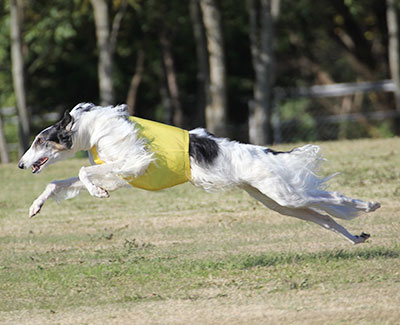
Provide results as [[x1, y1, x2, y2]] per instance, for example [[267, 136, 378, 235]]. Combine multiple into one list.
[[32, 157, 48, 173]]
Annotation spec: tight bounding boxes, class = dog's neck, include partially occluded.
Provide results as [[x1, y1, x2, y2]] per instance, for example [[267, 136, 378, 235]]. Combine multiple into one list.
[[70, 109, 145, 162], [70, 114, 97, 151]]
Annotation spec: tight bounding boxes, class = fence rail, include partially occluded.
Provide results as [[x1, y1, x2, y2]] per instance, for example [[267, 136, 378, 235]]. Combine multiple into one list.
[[0, 107, 60, 125], [272, 79, 398, 143], [1, 79, 399, 153], [274, 79, 396, 99]]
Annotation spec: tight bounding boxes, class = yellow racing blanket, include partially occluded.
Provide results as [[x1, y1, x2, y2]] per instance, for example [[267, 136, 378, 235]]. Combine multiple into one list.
[[90, 116, 191, 191]]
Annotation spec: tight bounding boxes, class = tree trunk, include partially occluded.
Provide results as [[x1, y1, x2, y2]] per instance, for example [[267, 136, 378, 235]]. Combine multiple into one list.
[[0, 112, 10, 164], [247, 0, 279, 145], [90, 0, 114, 105], [189, 0, 209, 128], [386, 0, 400, 133], [160, 32, 184, 127], [126, 49, 145, 116], [110, 0, 127, 57], [199, 0, 228, 136], [10, 0, 30, 154], [160, 75, 173, 124]]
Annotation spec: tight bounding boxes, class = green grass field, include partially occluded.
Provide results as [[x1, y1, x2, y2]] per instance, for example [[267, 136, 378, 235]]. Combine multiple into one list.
[[1, 138, 400, 324]]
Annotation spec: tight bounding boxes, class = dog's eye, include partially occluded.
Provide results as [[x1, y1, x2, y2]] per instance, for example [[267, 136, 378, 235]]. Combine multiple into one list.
[[37, 138, 44, 145]]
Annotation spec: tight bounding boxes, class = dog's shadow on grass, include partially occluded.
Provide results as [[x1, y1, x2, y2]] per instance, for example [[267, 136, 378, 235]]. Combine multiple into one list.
[[230, 246, 400, 270]]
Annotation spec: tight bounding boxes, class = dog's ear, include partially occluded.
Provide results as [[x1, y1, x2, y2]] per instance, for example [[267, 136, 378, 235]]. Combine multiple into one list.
[[60, 110, 74, 131], [55, 111, 74, 149]]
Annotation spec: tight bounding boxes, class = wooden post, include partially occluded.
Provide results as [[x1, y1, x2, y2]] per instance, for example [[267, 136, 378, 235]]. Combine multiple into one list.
[[386, 0, 400, 133], [0, 112, 10, 163]]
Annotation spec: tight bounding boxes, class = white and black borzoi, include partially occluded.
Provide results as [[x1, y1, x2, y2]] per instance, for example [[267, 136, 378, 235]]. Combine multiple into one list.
[[18, 103, 380, 244]]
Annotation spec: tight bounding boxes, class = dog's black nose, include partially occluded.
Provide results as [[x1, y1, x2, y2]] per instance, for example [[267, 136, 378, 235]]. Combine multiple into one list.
[[18, 162, 24, 169]]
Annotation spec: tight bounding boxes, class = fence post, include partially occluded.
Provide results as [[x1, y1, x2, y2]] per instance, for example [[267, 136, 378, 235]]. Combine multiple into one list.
[[0, 112, 10, 163]]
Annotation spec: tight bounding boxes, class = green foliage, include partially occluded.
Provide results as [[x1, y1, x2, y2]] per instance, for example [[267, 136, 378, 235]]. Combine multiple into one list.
[[0, 3, 13, 108], [23, 1, 98, 110], [0, 0, 395, 148]]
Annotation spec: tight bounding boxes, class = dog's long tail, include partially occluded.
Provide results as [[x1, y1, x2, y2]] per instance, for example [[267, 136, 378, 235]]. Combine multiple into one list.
[[253, 144, 380, 220]]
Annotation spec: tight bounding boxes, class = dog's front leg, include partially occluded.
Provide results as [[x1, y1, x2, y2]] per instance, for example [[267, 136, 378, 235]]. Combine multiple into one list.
[[29, 177, 84, 217], [79, 166, 110, 198], [78, 162, 136, 198]]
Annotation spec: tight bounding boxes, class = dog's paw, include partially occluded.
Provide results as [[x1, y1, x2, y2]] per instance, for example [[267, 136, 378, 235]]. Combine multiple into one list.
[[367, 201, 381, 212], [90, 186, 110, 198], [360, 232, 370, 240], [29, 200, 44, 218], [353, 232, 370, 245]]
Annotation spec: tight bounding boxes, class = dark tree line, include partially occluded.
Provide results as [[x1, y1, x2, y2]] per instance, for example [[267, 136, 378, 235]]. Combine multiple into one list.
[[1, 0, 399, 162]]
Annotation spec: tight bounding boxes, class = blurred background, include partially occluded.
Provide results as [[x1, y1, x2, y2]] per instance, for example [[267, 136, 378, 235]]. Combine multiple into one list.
[[1, 0, 399, 162]]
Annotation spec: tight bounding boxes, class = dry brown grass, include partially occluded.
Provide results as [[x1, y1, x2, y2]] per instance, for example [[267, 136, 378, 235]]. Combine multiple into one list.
[[1, 138, 400, 324]]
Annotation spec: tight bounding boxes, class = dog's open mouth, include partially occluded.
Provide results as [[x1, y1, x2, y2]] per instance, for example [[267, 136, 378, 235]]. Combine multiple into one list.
[[32, 157, 49, 174]]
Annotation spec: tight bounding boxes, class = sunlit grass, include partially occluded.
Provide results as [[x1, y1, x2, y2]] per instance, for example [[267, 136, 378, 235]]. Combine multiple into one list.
[[1, 138, 400, 324]]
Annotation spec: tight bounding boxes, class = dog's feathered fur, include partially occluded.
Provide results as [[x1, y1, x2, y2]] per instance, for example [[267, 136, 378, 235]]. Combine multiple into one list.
[[18, 103, 380, 244]]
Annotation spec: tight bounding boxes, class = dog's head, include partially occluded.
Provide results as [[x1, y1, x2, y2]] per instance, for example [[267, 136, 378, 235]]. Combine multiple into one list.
[[18, 111, 75, 174]]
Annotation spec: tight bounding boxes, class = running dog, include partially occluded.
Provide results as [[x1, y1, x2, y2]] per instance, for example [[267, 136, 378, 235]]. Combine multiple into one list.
[[18, 103, 380, 244]]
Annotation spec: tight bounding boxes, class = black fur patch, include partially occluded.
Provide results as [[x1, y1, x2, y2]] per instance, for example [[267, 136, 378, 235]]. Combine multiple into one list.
[[74, 102, 95, 112], [57, 129, 73, 149], [41, 127, 60, 143], [39, 125, 73, 149], [264, 148, 294, 155], [37, 112, 74, 149], [189, 134, 219, 165]]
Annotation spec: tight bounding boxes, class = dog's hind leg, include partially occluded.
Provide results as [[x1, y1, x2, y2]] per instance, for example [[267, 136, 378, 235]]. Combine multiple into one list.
[[29, 177, 84, 217], [243, 185, 370, 244], [307, 191, 380, 220]]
